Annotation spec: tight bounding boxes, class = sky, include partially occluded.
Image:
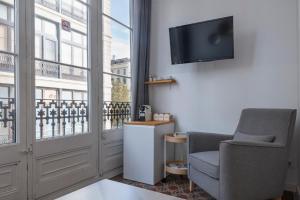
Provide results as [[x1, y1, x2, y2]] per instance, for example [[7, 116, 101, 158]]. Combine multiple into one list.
[[109, 0, 131, 60]]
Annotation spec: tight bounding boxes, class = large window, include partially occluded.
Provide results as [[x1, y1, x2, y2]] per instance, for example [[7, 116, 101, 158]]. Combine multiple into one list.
[[34, 0, 89, 140], [0, 0, 15, 144], [102, 0, 132, 130]]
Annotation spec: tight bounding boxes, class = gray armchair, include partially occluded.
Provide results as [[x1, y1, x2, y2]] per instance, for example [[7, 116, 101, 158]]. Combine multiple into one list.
[[187, 108, 296, 200]]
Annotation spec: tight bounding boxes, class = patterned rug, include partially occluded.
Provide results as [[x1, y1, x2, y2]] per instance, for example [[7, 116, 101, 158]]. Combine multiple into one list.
[[111, 175, 215, 200]]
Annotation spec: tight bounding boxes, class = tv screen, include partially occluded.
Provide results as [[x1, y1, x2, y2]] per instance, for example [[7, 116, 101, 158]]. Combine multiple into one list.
[[169, 16, 234, 64]]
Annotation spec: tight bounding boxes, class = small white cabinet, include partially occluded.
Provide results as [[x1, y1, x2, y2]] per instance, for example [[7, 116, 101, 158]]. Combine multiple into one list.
[[123, 121, 175, 185]]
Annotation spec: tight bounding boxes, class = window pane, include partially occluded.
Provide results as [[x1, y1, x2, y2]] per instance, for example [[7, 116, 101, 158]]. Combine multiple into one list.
[[103, 0, 130, 26], [61, 0, 72, 13], [61, 90, 72, 100], [44, 20, 57, 37], [103, 74, 131, 130], [0, 25, 14, 53], [61, 0, 87, 23], [35, 0, 89, 140], [61, 29, 71, 41], [36, 89, 42, 99], [61, 43, 71, 64], [35, 36, 42, 58], [73, 31, 83, 45], [73, 47, 83, 66], [103, 17, 131, 76], [44, 0, 58, 10], [0, 4, 7, 20], [35, 18, 42, 33], [73, 1, 85, 20], [44, 39, 57, 61], [0, 86, 8, 98], [73, 91, 83, 101], [103, 74, 131, 103], [0, 0, 15, 144], [35, 63, 88, 139], [43, 89, 57, 100]]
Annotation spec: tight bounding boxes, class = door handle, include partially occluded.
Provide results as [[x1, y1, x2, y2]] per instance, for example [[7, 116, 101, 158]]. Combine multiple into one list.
[[21, 145, 33, 154], [21, 148, 29, 154]]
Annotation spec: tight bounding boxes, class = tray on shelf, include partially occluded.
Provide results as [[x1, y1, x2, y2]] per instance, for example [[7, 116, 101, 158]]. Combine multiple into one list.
[[165, 160, 187, 175]]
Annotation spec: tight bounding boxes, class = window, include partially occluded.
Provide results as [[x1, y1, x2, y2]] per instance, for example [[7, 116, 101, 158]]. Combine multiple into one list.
[[35, 0, 89, 139], [0, 0, 15, 144], [36, 0, 59, 11], [61, 0, 87, 23], [102, 0, 132, 130], [61, 29, 87, 79]]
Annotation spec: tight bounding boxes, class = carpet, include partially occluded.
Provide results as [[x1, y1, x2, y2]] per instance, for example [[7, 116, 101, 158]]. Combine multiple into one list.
[[111, 175, 215, 200]]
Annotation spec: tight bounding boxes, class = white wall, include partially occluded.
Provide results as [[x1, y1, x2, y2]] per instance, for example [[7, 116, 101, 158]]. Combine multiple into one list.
[[149, 0, 299, 190]]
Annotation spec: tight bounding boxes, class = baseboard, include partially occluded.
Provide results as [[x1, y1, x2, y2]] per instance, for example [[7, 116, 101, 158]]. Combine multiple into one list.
[[102, 167, 123, 179]]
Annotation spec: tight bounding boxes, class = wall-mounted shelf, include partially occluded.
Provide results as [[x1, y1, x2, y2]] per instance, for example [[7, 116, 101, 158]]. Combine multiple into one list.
[[145, 79, 176, 85]]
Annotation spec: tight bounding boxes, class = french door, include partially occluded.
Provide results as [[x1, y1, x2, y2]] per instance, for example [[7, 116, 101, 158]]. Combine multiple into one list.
[[31, 0, 100, 199], [0, 0, 28, 199], [0, 0, 130, 199]]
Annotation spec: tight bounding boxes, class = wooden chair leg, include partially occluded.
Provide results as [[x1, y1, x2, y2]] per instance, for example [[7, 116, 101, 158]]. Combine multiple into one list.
[[189, 180, 194, 192]]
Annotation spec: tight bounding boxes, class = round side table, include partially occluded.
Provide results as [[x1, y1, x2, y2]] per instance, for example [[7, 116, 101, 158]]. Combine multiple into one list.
[[164, 133, 187, 179]]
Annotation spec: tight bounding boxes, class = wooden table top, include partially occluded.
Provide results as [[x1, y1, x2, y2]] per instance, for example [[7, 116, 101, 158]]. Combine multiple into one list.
[[55, 179, 182, 200], [124, 120, 175, 126]]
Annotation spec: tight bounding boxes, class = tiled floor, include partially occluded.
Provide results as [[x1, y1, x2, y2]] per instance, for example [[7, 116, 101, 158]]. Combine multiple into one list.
[[111, 175, 215, 200]]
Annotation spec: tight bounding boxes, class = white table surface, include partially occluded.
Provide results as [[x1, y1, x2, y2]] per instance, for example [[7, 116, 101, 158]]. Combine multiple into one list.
[[55, 179, 183, 200]]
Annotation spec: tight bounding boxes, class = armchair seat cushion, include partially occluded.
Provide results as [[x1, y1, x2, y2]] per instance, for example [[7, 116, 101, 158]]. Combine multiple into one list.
[[189, 151, 219, 179]]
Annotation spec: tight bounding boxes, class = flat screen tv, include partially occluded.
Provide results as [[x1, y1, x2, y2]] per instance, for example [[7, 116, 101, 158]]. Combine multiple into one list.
[[169, 16, 234, 64]]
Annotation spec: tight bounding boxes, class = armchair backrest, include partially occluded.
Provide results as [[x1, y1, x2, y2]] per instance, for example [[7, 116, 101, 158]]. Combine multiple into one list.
[[235, 108, 297, 146]]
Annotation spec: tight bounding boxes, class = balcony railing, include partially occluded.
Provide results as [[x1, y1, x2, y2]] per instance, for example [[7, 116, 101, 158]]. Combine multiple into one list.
[[0, 98, 131, 143], [0, 98, 16, 144], [103, 101, 131, 129], [0, 53, 87, 81], [0, 53, 14, 73], [36, 98, 89, 139]]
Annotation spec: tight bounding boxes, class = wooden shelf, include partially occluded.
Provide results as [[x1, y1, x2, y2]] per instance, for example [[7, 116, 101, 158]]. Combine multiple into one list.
[[165, 160, 187, 175], [145, 79, 176, 85], [124, 120, 175, 126]]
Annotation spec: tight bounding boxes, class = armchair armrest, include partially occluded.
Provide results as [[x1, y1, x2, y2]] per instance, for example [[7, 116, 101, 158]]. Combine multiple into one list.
[[187, 132, 233, 154], [219, 140, 287, 200]]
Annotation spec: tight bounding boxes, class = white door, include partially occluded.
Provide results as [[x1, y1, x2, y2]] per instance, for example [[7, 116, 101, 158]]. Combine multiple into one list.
[[31, 0, 100, 198], [0, 0, 28, 199], [100, 0, 133, 176]]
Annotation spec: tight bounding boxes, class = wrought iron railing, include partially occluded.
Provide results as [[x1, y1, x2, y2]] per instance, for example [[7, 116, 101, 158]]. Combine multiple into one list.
[[0, 53, 15, 73], [103, 101, 131, 129], [0, 54, 87, 81], [0, 98, 131, 143], [35, 60, 87, 81], [35, 60, 60, 78], [0, 98, 16, 144], [36, 98, 89, 139]]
